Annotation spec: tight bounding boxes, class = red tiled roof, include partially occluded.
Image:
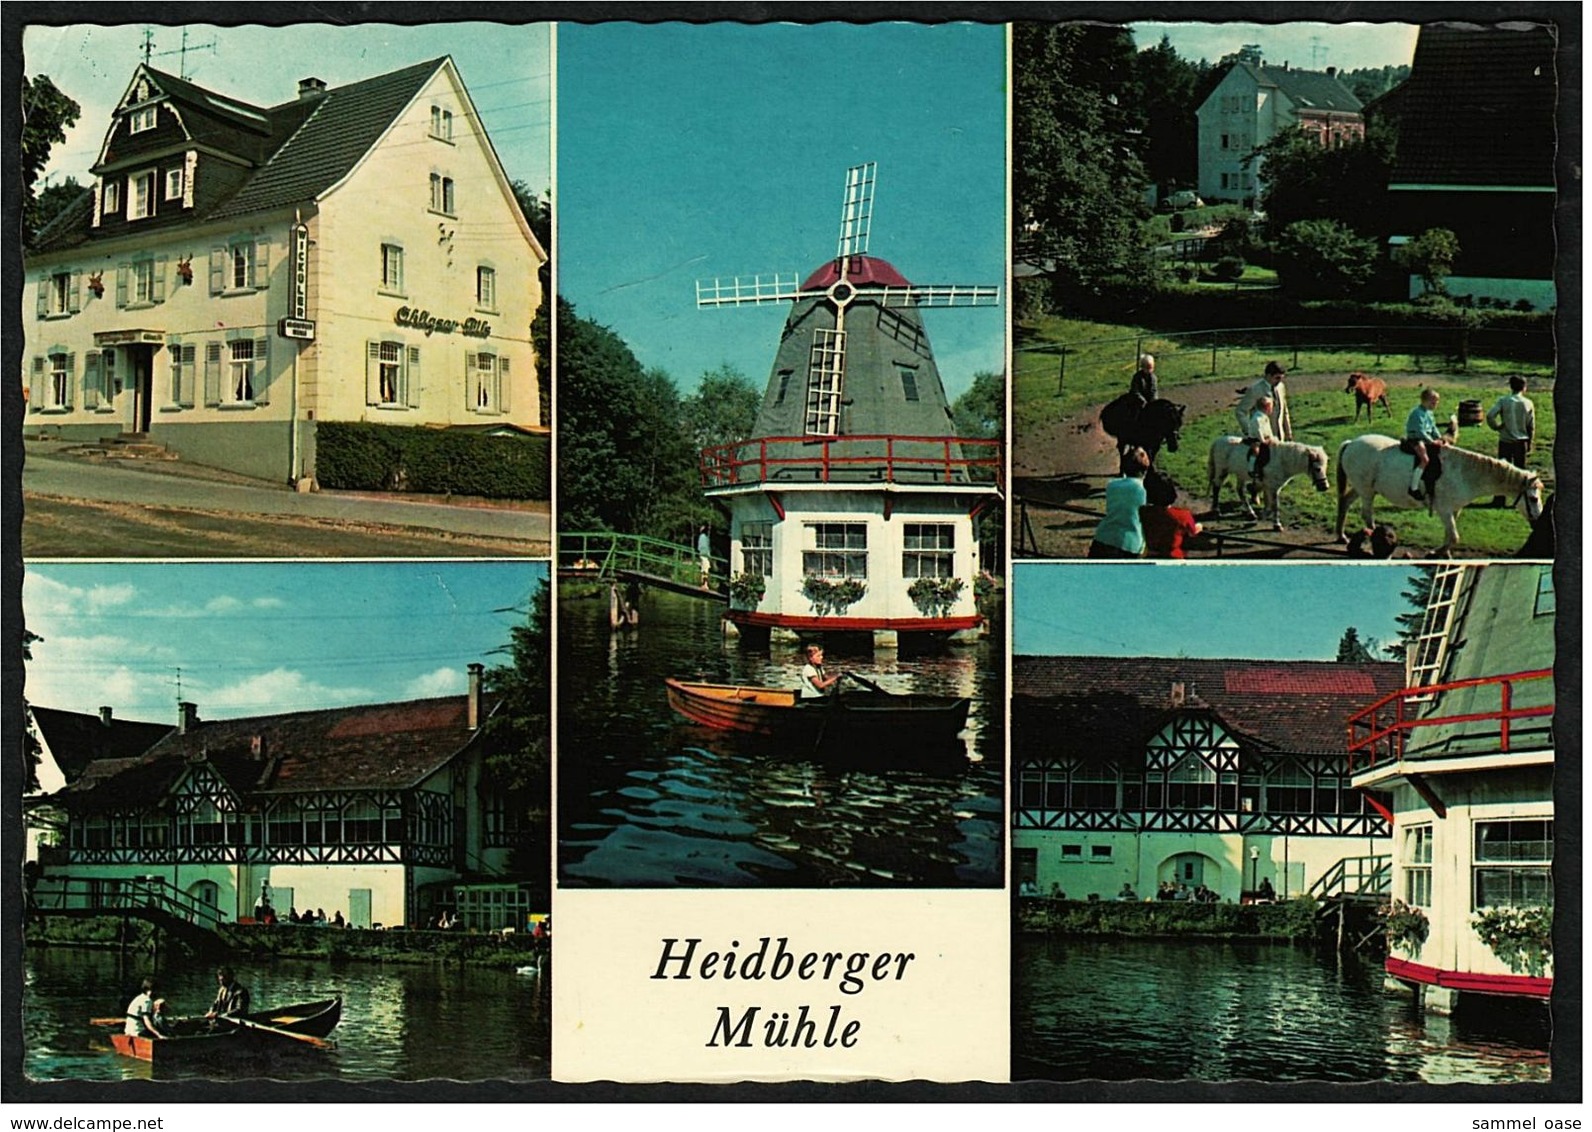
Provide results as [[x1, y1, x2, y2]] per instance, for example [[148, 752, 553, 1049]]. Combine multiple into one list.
[[1014, 655, 1405, 758]]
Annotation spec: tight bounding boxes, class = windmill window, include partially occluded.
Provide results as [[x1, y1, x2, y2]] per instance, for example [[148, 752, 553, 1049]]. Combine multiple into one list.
[[774, 370, 792, 405], [898, 365, 920, 402], [1535, 568, 1555, 617], [740, 521, 773, 577], [1473, 819, 1552, 909], [1404, 824, 1434, 907], [803, 522, 867, 578], [902, 523, 954, 578]]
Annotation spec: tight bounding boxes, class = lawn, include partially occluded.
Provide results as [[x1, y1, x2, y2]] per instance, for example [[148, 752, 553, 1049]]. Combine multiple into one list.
[[1154, 381, 1556, 556]]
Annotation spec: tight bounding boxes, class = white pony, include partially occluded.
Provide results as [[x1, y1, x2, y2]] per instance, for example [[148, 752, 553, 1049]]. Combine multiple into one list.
[[1207, 437, 1330, 531], [1335, 436, 1544, 555]]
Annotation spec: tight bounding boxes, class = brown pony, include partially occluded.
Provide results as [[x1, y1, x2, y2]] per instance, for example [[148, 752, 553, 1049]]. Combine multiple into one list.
[[1345, 372, 1391, 422]]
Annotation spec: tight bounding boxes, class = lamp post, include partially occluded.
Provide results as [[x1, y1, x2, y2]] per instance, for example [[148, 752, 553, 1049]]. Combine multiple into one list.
[[1249, 846, 1260, 897]]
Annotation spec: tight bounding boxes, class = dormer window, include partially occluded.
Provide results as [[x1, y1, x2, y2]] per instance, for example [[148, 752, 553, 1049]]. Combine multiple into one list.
[[129, 170, 156, 220], [165, 167, 184, 201], [130, 106, 157, 133], [103, 181, 121, 216]]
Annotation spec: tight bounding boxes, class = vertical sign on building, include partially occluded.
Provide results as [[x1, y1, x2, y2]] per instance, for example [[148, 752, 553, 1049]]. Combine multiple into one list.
[[279, 219, 316, 340]]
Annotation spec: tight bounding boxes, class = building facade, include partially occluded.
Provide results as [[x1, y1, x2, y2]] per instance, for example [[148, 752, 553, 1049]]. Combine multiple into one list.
[[1196, 62, 1365, 206], [1349, 564, 1555, 1011], [33, 668, 532, 930], [1014, 656, 1403, 902], [23, 58, 545, 484]]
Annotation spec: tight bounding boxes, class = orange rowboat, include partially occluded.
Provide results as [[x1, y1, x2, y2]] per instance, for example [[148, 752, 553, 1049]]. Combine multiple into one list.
[[664, 678, 970, 749]]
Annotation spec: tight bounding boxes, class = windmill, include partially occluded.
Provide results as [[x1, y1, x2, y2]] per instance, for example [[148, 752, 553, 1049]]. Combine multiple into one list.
[[696, 163, 999, 442], [694, 164, 1003, 649]]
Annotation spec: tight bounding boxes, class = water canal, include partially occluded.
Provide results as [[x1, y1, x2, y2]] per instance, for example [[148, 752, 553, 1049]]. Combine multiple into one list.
[[24, 948, 549, 1082], [1015, 936, 1552, 1084], [557, 587, 1003, 887]]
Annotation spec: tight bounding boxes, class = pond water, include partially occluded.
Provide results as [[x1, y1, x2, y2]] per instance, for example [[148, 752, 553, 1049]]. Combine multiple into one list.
[[1015, 935, 1552, 1084], [23, 947, 549, 1082], [557, 587, 1004, 887]]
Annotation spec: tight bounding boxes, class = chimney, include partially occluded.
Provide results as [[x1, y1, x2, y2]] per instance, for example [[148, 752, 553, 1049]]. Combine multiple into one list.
[[250, 734, 265, 758], [99, 706, 114, 727], [298, 77, 327, 101], [467, 663, 484, 731], [1327, 66, 1337, 79], [1169, 682, 1186, 708], [178, 701, 199, 735]]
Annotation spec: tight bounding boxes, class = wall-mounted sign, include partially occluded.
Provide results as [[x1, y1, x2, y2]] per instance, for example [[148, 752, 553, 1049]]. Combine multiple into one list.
[[93, 329, 165, 346], [279, 317, 317, 341], [394, 306, 492, 339], [291, 223, 309, 321]]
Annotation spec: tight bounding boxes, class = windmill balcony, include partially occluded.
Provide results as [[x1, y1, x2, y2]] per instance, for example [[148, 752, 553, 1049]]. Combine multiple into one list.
[[1346, 669, 1554, 779], [701, 434, 1002, 492]]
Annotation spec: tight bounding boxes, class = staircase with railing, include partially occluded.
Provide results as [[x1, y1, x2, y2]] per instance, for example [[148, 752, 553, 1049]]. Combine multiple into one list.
[[558, 531, 728, 600], [1309, 854, 1392, 954], [29, 875, 230, 942]]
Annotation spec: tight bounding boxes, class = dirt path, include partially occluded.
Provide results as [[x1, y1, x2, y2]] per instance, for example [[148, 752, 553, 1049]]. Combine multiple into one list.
[[1013, 371, 1534, 560]]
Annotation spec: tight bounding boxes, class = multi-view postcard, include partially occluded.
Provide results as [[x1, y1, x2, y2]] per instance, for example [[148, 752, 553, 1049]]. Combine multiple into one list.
[[8, 8, 1573, 1105]]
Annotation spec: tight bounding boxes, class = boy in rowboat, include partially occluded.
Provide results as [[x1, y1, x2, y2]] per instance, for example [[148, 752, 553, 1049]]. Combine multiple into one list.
[[125, 977, 165, 1037], [207, 966, 252, 1019], [799, 644, 841, 699]]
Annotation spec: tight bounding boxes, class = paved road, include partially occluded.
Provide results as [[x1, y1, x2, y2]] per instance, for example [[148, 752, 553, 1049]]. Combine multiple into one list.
[[23, 447, 549, 545]]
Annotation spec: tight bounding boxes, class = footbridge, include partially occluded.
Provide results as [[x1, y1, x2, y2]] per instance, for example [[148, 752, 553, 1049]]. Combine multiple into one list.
[[559, 532, 728, 602]]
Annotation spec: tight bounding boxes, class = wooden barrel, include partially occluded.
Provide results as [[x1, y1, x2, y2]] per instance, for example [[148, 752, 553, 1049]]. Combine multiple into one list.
[[1458, 399, 1484, 426]]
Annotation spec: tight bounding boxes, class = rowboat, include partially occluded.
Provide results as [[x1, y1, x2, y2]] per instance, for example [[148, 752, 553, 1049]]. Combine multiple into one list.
[[108, 997, 341, 1066], [664, 677, 971, 749]]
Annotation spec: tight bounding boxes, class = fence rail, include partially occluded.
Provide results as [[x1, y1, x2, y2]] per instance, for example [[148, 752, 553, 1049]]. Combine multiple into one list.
[[30, 874, 229, 932], [700, 434, 1003, 491], [558, 531, 722, 587], [1308, 854, 1392, 901], [1345, 668, 1555, 771]]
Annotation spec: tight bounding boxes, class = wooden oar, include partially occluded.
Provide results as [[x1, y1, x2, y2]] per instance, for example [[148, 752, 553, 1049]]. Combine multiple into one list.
[[842, 671, 890, 695], [216, 1014, 333, 1049]]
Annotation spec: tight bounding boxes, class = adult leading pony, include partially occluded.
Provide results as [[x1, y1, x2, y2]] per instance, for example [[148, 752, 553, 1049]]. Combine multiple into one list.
[[1207, 437, 1330, 530], [1101, 394, 1187, 463], [1335, 436, 1544, 555]]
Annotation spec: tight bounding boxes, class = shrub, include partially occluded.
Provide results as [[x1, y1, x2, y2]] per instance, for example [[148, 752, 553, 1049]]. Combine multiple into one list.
[[316, 422, 550, 500], [1396, 227, 1461, 295], [801, 575, 865, 616], [1273, 218, 1380, 299], [1169, 212, 1186, 233], [907, 575, 965, 617], [1212, 256, 1247, 282]]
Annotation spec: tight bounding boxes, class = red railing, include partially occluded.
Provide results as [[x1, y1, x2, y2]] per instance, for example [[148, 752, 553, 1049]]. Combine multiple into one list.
[[700, 434, 1003, 491], [1345, 669, 1554, 772]]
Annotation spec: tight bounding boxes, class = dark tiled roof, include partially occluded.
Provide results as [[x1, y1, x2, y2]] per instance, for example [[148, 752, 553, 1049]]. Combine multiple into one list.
[[1236, 62, 1364, 114], [1013, 656, 1405, 759], [54, 692, 495, 811], [1384, 23, 1556, 188], [28, 706, 172, 786], [210, 58, 445, 220]]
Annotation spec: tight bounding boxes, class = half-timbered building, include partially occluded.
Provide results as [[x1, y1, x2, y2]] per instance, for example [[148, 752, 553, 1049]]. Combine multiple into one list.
[[1013, 656, 1403, 902], [34, 666, 532, 930], [23, 57, 545, 484], [1348, 564, 1555, 1011]]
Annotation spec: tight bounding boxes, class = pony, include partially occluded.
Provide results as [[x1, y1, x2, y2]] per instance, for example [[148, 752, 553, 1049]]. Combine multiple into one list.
[[1335, 436, 1544, 555], [1345, 372, 1391, 422], [1100, 394, 1187, 463], [1207, 437, 1330, 530]]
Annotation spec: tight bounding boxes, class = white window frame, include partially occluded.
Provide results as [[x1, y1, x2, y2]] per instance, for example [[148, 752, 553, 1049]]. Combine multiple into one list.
[[129, 170, 156, 220], [103, 180, 121, 215], [366, 340, 420, 409], [380, 244, 405, 294], [430, 105, 454, 142], [902, 522, 955, 579], [169, 343, 196, 408], [379, 341, 404, 406], [49, 353, 71, 409], [430, 174, 456, 216], [802, 522, 867, 579], [476, 266, 496, 311], [1404, 824, 1433, 907], [130, 105, 157, 133], [165, 167, 184, 201], [468, 351, 511, 415], [231, 243, 252, 290], [1473, 819, 1553, 910], [741, 521, 773, 577], [132, 259, 158, 305], [228, 339, 256, 404]]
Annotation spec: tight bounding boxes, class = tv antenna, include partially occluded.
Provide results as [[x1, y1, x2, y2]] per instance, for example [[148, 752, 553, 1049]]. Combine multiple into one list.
[[141, 27, 218, 80]]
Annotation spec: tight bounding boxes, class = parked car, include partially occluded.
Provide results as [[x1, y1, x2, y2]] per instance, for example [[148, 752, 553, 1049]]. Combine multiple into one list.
[[1163, 190, 1205, 210]]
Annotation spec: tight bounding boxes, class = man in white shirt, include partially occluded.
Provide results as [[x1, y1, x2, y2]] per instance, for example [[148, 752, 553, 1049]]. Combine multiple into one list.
[[1486, 376, 1535, 506]]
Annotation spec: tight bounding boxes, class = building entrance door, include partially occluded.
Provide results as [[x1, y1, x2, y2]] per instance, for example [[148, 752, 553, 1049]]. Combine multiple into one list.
[[129, 345, 155, 433]]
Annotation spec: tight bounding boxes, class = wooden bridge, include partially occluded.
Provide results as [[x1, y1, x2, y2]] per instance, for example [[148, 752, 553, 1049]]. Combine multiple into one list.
[[28, 875, 232, 959], [559, 532, 728, 602], [1308, 854, 1392, 954]]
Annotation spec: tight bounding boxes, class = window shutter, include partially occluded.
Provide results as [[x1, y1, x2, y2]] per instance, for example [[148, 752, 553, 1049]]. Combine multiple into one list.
[[153, 256, 167, 303], [35, 278, 47, 319], [406, 346, 421, 408], [28, 358, 45, 412], [84, 353, 102, 410], [465, 353, 477, 412], [116, 264, 130, 308], [62, 354, 75, 408], [254, 238, 271, 289], [209, 247, 225, 294], [498, 355, 511, 415], [366, 342, 382, 405], [68, 272, 81, 313], [204, 343, 222, 406], [252, 336, 271, 404], [180, 345, 196, 407]]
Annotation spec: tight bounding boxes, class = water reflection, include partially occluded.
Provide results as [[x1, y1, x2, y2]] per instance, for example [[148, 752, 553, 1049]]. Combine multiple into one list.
[[1015, 936, 1550, 1084], [24, 948, 549, 1082], [559, 587, 1004, 887]]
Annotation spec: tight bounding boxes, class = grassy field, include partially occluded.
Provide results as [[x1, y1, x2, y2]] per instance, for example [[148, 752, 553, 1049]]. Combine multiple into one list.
[[1016, 314, 1557, 433], [1155, 380, 1555, 555]]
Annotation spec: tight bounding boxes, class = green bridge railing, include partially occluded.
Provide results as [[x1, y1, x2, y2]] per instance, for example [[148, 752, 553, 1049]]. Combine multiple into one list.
[[559, 531, 728, 594]]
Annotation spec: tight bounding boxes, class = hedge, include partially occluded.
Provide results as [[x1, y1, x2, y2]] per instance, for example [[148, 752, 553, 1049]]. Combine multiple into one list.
[[316, 422, 549, 500], [1016, 896, 1320, 941]]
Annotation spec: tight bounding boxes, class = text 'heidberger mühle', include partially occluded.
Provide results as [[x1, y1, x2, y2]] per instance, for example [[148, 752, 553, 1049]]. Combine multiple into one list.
[[650, 937, 917, 1048]]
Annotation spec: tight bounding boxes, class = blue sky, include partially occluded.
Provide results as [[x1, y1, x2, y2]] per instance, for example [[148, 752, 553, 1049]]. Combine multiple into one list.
[[23, 22, 551, 195], [1014, 563, 1422, 661], [556, 21, 1007, 399], [1130, 21, 1419, 71], [23, 562, 546, 723]]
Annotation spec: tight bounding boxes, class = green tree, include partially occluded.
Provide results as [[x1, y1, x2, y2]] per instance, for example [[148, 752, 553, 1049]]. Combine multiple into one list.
[[1397, 228, 1461, 295], [483, 579, 549, 897], [22, 76, 81, 245], [1386, 567, 1439, 661], [1131, 34, 1205, 191], [512, 180, 553, 428], [1256, 123, 1396, 241], [952, 370, 1004, 439], [682, 364, 761, 453], [1272, 218, 1380, 299], [1014, 23, 1156, 306], [1336, 627, 1377, 664]]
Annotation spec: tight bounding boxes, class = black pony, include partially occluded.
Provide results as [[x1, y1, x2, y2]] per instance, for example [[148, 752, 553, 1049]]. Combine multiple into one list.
[[1101, 393, 1187, 462]]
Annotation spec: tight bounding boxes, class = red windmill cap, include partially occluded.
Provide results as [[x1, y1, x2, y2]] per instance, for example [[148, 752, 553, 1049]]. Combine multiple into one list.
[[801, 254, 912, 291]]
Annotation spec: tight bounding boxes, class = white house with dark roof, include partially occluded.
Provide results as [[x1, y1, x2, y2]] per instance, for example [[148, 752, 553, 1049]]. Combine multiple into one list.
[[1196, 62, 1365, 206], [23, 57, 545, 484]]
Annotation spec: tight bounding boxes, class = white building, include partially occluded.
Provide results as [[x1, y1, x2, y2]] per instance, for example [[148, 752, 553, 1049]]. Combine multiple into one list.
[[1349, 565, 1554, 1012], [23, 58, 545, 484]]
